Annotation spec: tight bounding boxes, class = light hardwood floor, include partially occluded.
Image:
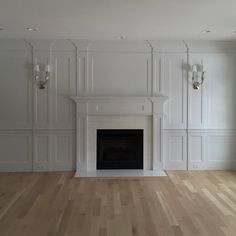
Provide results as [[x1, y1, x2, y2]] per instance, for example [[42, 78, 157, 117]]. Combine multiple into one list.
[[0, 171, 236, 236]]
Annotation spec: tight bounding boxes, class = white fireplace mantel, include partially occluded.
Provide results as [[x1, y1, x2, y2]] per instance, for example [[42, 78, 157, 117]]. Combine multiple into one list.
[[71, 95, 168, 176]]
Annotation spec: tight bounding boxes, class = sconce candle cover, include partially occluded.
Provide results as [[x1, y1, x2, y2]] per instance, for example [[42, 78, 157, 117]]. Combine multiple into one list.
[[190, 64, 206, 90], [34, 64, 40, 72], [34, 64, 51, 89], [192, 65, 197, 73], [45, 65, 51, 72]]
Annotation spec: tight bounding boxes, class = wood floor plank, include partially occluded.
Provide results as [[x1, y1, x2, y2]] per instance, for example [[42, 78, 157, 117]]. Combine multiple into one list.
[[0, 171, 236, 236]]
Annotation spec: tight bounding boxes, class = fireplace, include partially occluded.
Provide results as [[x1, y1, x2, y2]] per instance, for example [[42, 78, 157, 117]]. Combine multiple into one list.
[[97, 129, 143, 169], [71, 95, 168, 176]]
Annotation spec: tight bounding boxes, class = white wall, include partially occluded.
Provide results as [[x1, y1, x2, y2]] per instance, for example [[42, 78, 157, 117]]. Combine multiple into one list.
[[0, 39, 236, 171]]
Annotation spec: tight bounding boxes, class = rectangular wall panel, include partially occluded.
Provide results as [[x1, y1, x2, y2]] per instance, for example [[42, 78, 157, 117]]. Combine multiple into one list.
[[53, 132, 75, 171], [88, 52, 151, 95], [188, 132, 205, 170], [188, 55, 205, 129], [34, 134, 51, 171], [33, 130, 75, 171], [0, 131, 32, 171], [77, 53, 87, 94], [164, 131, 187, 170], [188, 53, 236, 129], [163, 54, 187, 129], [206, 132, 236, 169], [188, 130, 236, 170], [0, 50, 32, 129], [52, 51, 76, 129], [153, 53, 164, 95], [205, 54, 236, 129], [33, 52, 51, 129]]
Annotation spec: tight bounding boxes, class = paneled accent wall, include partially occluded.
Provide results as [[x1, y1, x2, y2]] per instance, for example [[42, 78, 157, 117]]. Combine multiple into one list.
[[0, 39, 236, 171], [164, 41, 236, 170], [185, 42, 236, 170], [0, 39, 76, 171]]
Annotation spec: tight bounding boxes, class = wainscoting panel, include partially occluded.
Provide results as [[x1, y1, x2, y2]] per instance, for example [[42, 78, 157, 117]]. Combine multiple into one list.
[[188, 132, 205, 170], [205, 131, 236, 169], [53, 131, 75, 171], [33, 133, 51, 170], [33, 130, 75, 171], [188, 130, 236, 170], [0, 131, 32, 171], [164, 130, 187, 170]]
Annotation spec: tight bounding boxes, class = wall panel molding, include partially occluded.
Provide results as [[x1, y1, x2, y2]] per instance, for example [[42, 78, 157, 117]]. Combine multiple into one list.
[[0, 45, 33, 130], [164, 53, 187, 129], [33, 130, 76, 171], [51, 51, 76, 129], [87, 51, 152, 95], [0, 130, 32, 171], [34, 133, 51, 170], [153, 53, 165, 95], [187, 129, 236, 170], [164, 130, 187, 170]]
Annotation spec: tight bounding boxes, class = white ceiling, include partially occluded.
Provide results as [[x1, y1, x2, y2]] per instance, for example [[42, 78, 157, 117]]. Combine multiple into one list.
[[1, 0, 236, 40]]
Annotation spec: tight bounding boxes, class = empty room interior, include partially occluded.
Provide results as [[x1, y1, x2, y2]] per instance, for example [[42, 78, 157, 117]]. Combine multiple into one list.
[[1, 0, 236, 235]]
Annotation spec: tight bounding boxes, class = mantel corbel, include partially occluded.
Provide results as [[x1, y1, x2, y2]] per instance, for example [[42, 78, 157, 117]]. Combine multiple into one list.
[[149, 95, 168, 115]]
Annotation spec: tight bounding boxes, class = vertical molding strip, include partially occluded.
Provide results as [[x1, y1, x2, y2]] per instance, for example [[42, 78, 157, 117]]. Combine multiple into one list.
[[54, 57, 58, 124], [183, 40, 190, 170], [24, 39, 34, 170], [146, 40, 154, 96]]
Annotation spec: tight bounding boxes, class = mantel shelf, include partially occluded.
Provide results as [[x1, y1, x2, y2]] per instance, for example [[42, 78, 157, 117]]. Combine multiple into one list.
[[70, 95, 169, 103]]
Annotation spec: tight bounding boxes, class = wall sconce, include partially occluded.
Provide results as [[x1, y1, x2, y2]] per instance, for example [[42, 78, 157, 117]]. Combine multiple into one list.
[[34, 64, 51, 89], [191, 64, 206, 90]]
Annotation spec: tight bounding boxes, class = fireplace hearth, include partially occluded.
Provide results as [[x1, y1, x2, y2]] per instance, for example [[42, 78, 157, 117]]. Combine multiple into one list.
[[97, 129, 143, 169]]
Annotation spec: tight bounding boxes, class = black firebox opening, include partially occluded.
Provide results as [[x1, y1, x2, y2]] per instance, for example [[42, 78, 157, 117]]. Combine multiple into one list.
[[97, 129, 143, 169]]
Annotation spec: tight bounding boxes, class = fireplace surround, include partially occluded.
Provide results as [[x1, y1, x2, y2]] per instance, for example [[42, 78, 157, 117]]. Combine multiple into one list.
[[71, 95, 168, 176]]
